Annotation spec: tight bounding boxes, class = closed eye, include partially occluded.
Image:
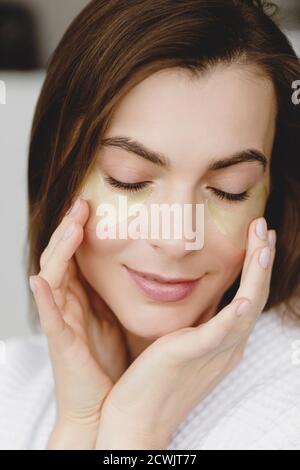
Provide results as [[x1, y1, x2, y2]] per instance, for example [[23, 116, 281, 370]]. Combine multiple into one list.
[[104, 176, 250, 202], [104, 176, 152, 192], [207, 186, 250, 202]]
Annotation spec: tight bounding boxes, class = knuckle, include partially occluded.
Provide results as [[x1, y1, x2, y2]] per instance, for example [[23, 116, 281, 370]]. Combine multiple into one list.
[[254, 245, 266, 260]]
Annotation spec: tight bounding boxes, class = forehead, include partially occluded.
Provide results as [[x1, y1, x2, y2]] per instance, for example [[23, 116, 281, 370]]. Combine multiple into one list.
[[105, 64, 277, 168]]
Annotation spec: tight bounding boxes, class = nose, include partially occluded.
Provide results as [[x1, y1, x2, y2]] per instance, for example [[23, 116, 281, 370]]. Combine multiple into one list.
[[150, 236, 193, 259], [147, 188, 204, 258]]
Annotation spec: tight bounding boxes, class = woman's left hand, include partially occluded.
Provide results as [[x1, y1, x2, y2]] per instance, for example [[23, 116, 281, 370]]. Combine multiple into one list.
[[95, 221, 276, 450]]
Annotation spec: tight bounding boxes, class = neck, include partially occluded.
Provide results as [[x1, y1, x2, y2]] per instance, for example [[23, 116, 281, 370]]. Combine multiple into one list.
[[124, 330, 154, 363]]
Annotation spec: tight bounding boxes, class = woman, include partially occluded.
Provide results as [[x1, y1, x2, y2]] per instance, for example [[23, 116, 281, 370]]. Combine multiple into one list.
[[1, 0, 300, 450]]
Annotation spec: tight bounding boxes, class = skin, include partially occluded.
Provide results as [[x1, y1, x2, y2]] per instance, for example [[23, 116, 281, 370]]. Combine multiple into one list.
[[76, 64, 275, 357], [29, 63, 277, 449]]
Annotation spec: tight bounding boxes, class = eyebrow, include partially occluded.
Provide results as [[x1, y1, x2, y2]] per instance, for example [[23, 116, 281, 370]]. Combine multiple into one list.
[[101, 135, 268, 171]]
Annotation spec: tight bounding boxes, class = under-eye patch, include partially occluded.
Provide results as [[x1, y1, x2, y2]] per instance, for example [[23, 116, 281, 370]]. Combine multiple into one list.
[[204, 178, 268, 249], [80, 163, 268, 250]]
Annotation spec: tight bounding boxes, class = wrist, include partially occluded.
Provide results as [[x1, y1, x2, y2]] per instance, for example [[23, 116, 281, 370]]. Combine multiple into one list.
[[47, 415, 100, 450], [95, 430, 165, 450], [94, 402, 171, 450], [95, 414, 168, 450]]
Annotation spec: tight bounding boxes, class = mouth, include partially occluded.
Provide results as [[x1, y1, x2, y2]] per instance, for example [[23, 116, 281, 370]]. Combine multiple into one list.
[[124, 265, 203, 302]]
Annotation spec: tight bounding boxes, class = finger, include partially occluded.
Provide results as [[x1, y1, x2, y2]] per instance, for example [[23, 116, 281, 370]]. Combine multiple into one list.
[[233, 230, 276, 313], [29, 275, 74, 350], [241, 217, 269, 284], [265, 229, 276, 286], [73, 259, 118, 325], [39, 221, 84, 291], [176, 297, 251, 359], [219, 233, 276, 347], [180, 231, 276, 357], [216, 229, 276, 348], [40, 197, 89, 270]]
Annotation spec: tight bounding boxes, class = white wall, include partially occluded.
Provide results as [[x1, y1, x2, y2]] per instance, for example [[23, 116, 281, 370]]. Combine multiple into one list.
[[17, 0, 89, 66], [0, 71, 46, 340], [0, 5, 299, 341], [16, 0, 300, 66]]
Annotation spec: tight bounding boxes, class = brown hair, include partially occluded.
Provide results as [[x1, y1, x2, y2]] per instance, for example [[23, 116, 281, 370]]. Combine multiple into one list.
[[27, 0, 300, 328]]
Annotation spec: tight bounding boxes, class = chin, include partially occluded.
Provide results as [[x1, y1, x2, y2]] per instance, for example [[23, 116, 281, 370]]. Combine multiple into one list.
[[111, 300, 203, 340]]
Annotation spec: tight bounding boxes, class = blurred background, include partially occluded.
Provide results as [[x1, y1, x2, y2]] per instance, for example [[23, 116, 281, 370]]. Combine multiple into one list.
[[0, 0, 300, 339]]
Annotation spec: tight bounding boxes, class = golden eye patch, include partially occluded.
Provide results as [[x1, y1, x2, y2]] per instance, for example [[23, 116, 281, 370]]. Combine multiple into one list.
[[204, 179, 268, 249], [79, 165, 153, 233], [79, 163, 268, 250]]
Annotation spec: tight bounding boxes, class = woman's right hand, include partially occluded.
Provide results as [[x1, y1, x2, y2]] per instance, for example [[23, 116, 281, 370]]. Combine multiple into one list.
[[29, 197, 130, 449]]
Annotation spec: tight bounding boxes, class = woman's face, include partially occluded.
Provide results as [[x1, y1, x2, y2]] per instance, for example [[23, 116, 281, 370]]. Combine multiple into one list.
[[75, 64, 276, 340]]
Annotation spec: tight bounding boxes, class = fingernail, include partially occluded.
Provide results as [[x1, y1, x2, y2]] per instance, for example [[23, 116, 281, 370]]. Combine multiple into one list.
[[255, 218, 268, 241], [236, 299, 250, 316], [29, 276, 36, 294], [259, 246, 271, 269], [268, 230, 276, 250], [62, 222, 75, 240], [67, 198, 80, 217]]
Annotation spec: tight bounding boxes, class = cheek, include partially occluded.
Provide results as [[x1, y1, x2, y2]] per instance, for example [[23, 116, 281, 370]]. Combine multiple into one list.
[[203, 220, 245, 286], [78, 224, 130, 262], [221, 245, 245, 280], [79, 165, 153, 235], [74, 226, 130, 307], [211, 233, 245, 275], [205, 178, 268, 250]]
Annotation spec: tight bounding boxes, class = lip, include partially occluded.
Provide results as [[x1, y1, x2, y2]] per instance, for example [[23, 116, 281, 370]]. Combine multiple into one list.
[[124, 265, 202, 302]]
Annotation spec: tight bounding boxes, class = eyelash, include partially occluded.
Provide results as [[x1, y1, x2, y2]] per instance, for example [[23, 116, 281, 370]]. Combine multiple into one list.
[[104, 176, 152, 192], [207, 186, 250, 202], [104, 176, 250, 203]]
